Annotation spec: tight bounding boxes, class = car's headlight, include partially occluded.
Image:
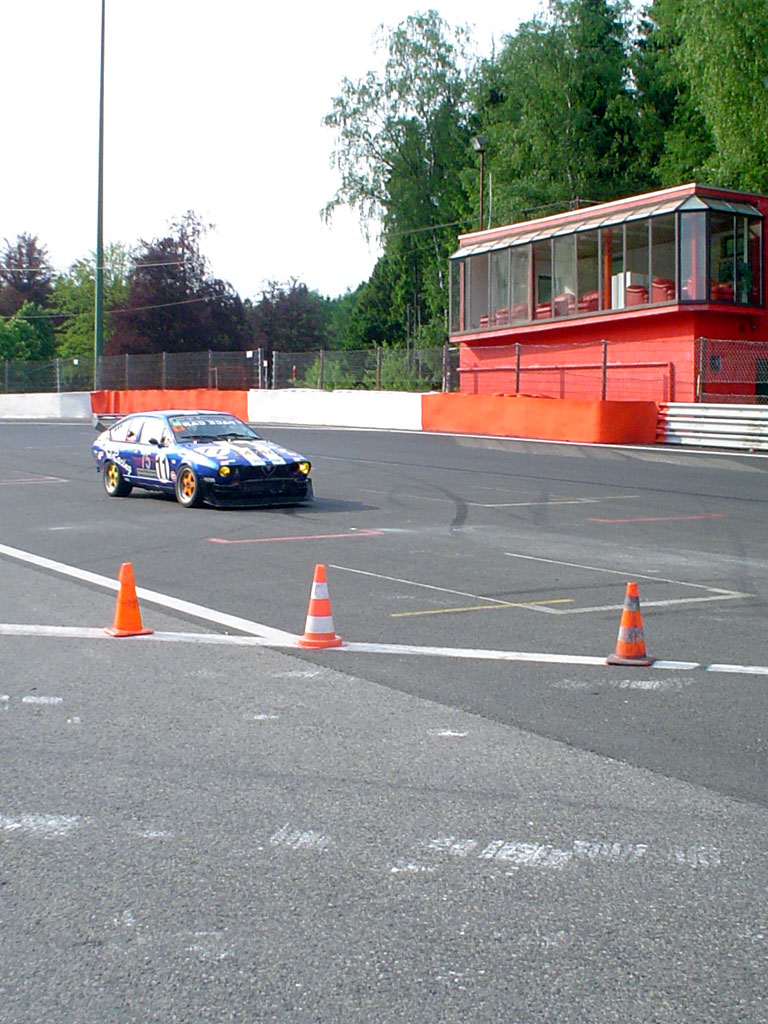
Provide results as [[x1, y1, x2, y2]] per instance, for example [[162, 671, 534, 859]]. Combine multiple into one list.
[[218, 465, 232, 477], [297, 461, 311, 475]]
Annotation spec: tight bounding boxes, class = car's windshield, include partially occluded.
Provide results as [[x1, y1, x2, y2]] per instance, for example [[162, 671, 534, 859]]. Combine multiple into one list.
[[167, 415, 261, 443]]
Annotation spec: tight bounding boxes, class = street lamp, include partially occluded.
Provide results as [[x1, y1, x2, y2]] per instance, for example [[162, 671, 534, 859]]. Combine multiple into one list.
[[95, 0, 106, 388], [470, 134, 488, 231]]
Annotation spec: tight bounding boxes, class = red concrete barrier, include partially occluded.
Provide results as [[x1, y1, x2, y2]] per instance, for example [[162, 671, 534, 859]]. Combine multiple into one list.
[[91, 389, 249, 420], [421, 394, 659, 445]]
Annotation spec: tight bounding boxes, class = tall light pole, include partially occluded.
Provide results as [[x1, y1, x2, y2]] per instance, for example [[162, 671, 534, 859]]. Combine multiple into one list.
[[95, 0, 106, 388], [470, 135, 488, 231]]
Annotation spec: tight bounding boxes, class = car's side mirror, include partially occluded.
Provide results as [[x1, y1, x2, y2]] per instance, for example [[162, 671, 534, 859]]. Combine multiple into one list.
[[148, 437, 160, 447]]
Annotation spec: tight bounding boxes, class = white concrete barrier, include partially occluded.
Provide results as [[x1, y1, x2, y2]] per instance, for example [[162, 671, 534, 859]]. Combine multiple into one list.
[[247, 388, 424, 430], [0, 392, 92, 420]]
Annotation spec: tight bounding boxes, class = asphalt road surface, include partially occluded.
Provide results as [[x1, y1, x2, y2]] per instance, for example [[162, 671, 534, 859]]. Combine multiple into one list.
[[1, 420, 767, 1023]]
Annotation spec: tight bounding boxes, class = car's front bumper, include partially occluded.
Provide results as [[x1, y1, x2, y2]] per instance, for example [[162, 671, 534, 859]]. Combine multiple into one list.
[[201, 475, 314, 508]]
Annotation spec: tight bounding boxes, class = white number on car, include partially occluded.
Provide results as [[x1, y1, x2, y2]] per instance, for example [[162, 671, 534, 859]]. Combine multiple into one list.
[[155, 453, 171, 483]]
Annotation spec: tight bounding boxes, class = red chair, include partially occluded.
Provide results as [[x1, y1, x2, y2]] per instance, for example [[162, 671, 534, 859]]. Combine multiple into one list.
[[710, 282, 734, 302], [652, 277, 675, 302], [626, 285, 649, 306], [578, 290, 599, 312]]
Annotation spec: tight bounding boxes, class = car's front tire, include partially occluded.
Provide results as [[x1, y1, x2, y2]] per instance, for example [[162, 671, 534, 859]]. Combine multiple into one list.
[[103, 460, 132, 497], [175, 465, 204, 508]]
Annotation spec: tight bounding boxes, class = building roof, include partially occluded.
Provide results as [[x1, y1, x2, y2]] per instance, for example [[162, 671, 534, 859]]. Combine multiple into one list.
[[451, 183, 764, 260]]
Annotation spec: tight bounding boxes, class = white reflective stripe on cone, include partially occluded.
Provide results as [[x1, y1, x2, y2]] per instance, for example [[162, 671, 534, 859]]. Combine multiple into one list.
[[304, 615, 336, 634], [312, 583, 330, 600]]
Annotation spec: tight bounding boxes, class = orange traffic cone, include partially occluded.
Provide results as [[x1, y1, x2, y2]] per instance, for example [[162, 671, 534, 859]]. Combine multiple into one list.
[[606, 581, 653, 666], [105, 562, 153, 637], [297, 564, 344, 648]]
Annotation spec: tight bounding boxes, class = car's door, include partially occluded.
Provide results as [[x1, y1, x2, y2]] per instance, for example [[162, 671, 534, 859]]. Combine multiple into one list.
[[134, 416, 173, 491], [106, 415, 144, 480]]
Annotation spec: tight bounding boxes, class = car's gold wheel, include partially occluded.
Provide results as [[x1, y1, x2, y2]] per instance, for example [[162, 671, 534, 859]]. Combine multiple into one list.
[[103, 460, 132, 497], [175, 466, 203, 507]]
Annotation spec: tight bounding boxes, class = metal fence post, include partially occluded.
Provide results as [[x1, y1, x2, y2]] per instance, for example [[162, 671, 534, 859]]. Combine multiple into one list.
[[601, 341, 608, 400], [162, 351, 167, 389], [697, 338, 706, 402], [318, 349, 325, 390], [515, 343, 521, 393], [376, 347, 382, 390], [55, 358, 62, 393], [272, 350, 278, 389]]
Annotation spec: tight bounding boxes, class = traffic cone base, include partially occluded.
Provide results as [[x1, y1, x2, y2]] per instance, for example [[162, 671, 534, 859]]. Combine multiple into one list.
[[105, 562, 153, 637], [606, 581, 653, 666], [297, 564, 344, 649]]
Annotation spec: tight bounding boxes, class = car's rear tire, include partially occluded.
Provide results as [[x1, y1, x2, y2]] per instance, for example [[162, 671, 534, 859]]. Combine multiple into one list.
[[175, 465, 204, 508], [103, 460, 132, 497]]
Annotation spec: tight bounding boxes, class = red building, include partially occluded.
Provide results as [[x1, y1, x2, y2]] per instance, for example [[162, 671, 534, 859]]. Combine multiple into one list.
[[449, 183, 768, 403]]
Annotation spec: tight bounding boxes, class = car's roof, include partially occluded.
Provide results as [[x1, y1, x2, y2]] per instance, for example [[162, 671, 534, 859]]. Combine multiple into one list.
[[122, 409, 243, 418]]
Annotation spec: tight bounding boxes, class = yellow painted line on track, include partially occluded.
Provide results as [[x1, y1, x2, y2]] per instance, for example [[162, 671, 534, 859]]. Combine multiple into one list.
[[391, 598, 574, 618]]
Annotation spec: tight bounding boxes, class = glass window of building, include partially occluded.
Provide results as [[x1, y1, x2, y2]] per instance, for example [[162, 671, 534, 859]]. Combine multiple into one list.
[[510, 245, 530, 321], [625, 219, 650, 306], [450, 258, 464, 332], [746, 217, 762, 305], [469, 253, 489, 328], [490, 249, 511, 325], [736, 215, 761, 305], [533, 240, 552, 319], [710, 211, 735, 302], [576, 231, 600, 313], [553, 235, 576, 316], [650, 215, 676, 302], [604, 227, 624, 309], [680, 212, 707, 301]]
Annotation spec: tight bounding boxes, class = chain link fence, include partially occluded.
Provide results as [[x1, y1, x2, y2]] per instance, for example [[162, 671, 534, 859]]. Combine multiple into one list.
[[4, 338, 767, 403], [1, 346, 459, 395], [696, 338, 768, 404]]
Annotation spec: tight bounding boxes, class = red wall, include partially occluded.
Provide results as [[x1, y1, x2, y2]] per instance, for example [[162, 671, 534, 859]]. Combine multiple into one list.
[[91, 389, 249, 419], [423, 394, 659, 444], [458, 306, 767, 402]]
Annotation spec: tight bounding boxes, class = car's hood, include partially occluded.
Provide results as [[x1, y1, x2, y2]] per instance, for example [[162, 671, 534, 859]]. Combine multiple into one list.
[[188, 439, 304, 467]]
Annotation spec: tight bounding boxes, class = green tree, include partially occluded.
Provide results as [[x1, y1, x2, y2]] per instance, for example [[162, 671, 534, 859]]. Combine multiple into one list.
[[675, 0, 768, 191], [632, 0, 714, 187], [344, 255, 405, 349], [324, 11, 475, 344], [0, 309, 36, 359], [475, 0, 645, 224], [51, 244, 133, 360]]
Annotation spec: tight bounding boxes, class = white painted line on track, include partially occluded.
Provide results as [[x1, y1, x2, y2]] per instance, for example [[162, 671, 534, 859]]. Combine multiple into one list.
[[504, 550, 749, 613], [1, 624, 767, 676], [329, 563, 562, 610], [0, 542, 296, 644], [3, 543, 767, 677], [0, 475, 68, 485], [332, 560, 749, 617]]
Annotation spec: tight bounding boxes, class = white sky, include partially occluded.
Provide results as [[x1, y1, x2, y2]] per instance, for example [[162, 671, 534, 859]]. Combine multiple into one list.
[[2, 1, 542, 301]]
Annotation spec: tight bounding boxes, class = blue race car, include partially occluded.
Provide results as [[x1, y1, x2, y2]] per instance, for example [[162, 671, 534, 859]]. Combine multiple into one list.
[[92, 410, 313, 508]]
